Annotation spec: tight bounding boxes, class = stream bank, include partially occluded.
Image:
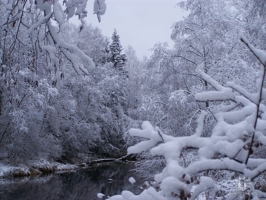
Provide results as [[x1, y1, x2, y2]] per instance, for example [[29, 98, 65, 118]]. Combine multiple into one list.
[[0, 162, 143, 200], [0, 154, 137, 178]]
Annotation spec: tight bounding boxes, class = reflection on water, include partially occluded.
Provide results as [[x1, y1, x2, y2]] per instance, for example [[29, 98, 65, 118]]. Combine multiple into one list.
[[0, 162, 143, 200]]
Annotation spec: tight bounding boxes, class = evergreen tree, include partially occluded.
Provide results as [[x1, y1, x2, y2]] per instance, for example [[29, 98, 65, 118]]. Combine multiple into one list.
[[109, 29, 127, 71]]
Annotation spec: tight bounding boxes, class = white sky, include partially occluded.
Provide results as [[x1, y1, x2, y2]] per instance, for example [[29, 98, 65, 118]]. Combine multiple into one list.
[[72, 0, 186, 58]]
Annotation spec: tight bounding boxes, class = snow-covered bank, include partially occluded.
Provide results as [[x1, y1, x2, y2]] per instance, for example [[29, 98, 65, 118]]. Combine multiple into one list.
[[0, 158, 127, 178], [0, 161, 79, 177]]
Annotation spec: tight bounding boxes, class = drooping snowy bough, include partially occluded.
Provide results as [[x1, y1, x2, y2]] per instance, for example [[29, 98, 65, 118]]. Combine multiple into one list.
[[1, 0, 106, 85], [107, 37, 266, 200]]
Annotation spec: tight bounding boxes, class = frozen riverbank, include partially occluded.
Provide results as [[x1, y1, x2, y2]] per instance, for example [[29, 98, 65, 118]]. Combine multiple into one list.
[[0, 157, 130, 177]]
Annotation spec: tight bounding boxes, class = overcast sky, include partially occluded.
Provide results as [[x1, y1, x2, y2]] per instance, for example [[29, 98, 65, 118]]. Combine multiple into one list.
[[72, 0, 186, 58]]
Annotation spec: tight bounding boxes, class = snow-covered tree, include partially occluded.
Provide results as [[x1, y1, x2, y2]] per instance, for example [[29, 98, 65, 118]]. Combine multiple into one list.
[[134, 0, 257, 142], [109, 29, 127, 72], [123, 46, 142, 112], [61, 24, 110, 67]]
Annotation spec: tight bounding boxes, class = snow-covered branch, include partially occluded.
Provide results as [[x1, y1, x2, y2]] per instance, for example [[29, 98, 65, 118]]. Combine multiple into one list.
[[195, 69, 235, 102], [93, 0, 106, 22], [123, 109, 264, 199], [240, 35, 266, 66], [244, 162, 266, 180]]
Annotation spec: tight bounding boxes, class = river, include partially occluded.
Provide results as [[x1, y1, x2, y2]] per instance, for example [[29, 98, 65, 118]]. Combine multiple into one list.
[[0, 162, 143, 200]]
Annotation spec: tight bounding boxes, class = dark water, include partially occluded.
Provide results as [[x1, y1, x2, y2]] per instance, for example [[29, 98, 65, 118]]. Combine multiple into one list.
[[0, 162, 143, 200]]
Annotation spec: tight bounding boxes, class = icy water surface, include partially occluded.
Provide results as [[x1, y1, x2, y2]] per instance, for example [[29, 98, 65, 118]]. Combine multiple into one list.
[[0, 162, 143, 200]]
